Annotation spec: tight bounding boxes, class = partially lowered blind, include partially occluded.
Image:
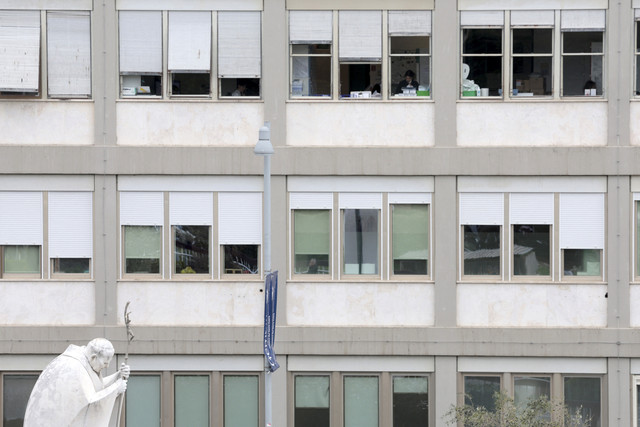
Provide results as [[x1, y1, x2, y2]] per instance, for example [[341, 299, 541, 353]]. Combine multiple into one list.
[[460, 11, 504, 27], [218, 192, 262, 244], [120, 192, 164, 225], [289, 10, 332, 44], [388, 10, 432, 36], [510, 10, 554, 27], [218, 12, 261, 78], [0, 192, 42, 245], [561, 10, 605, 32], [339, 11, 382, 61], [0, 11, 40, 92], [119, 11, 162, 74], [510, 193, 554, 225], [459, 193, 503, 225], [168, 11, 211, 72], [169, 192, 213, 225], [47, 11, 91, 97], [559, 193, 604, 249], [49, 192, 92, 258]]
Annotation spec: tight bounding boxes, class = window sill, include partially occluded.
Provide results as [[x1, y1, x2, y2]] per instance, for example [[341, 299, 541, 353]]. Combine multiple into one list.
[[458, 97, 607, 103], [0, 98, 93, 103], [117, 97, 263, 103], [457, 280, 606, 285]]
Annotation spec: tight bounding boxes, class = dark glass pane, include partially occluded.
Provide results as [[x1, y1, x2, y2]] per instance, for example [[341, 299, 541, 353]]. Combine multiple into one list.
[[171, 73, 210, 95], [513, 28, 552, 54], [52, 258, 91, 274], [463, 225, 501, 275], [564, 377, 601, 427], [390, 36, 430, 54], [174, 225, 210, 274], [462, 56, 502, 95], [513, 225, 550, 276], [562, 56, 602, 96], [636, 56, 640, 95], [513, 57, 552, 96], [223, 245, 259, 274], [563, 249, 601, 277], [464, 376, 500, 411], [292, 44, 331, 55], [343, 209, 379, 274], [463, 29, 502, 54], [220, 78, 260, 96], [339, 64, 381, 96], [295, 376, 330, 427], [563, 32, 603, 54], [393, 376, 428, 427], [3, 375, 38, 427]]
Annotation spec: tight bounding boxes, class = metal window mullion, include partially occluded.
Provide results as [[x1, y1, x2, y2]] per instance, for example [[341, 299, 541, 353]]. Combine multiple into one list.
[[553, 11, 561, 99], [40, 10, 47, 98], [331, 10, 338, 99], [162, 11, 168, 98], [503, 13, 510, 100], [381, 9, 388, 100]]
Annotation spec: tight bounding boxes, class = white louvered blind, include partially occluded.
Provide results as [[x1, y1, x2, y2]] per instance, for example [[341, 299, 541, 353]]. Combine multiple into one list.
[[339, 193, 382, 209], [561, 10, 605, 31], [289, 10, 333, 44], [119, 11, 162, 74], [218, 12, 261, 78], [49, 192, 92, 258], [47, 11, 91, 97], [559, 193, 604, 249], [510, 193, 554, 225], [120, 192, 164, 225], [388, 193, 432, 204], [339, 11, 382, 61], [168, 11, 211, 72], [290, 192, 333, 210], [0, 11, 40, 92], [388, 10, 432, 36], [460, 11, 504, 27], [459, 193, 504, 225], [218, 192, 262, 244], [511, 10, 554, 27], [169, 192, 213, 225], [0, 192, 43, 245]]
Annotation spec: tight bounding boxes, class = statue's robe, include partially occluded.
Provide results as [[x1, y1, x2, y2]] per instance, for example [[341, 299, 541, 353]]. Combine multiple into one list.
[[23, 345, 119, 427]]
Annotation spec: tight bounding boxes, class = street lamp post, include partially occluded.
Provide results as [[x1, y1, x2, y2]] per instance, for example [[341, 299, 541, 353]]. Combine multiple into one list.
[[255, 122, 274, 427]]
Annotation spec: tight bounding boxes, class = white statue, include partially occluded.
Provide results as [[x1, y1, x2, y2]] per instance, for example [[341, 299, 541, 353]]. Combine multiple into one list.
[[461, 63, 480, 93], [24, 338, 130, 427]]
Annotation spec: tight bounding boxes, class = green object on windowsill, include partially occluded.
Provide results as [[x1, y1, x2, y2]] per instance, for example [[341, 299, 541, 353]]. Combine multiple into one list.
[[462, 90, 477, 97]]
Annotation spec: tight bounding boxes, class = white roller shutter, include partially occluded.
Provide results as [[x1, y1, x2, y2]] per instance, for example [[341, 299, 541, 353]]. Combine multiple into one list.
[[460, 11, 504, 27], [218, 192, 262, 244], [120, 192, 164, 225], [459, 193, 504, 225], [119, 11, 162, 74], [290, 192, 333, 209], [559, 193, 604, 249], [0, 192, 43, 245], [218, 12, 261, 78], [0, 11, 40, 92], [510, 193, 554, 225], [561, 10, 605, 32], [168, 11, 211, 72], [47, 11, 91, 97], [339, 11, 382, 61], [49, 192, 92, 258], [289, 10, 333, 44], [169, 192, 213, 225], [636, 9, 640, 20], [511, 10, 554, 27], [388, 10, 432, 36], [339, 193, 382, 209], [388, 193, 432, 204]]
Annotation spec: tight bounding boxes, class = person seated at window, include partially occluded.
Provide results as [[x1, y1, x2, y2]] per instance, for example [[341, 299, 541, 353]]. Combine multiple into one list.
[[395, 70, 419, 94], [232, 81, 247, 96]]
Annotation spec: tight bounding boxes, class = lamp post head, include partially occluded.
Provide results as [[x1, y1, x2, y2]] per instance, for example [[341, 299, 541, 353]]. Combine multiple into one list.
[[254, 125, 274, 155]]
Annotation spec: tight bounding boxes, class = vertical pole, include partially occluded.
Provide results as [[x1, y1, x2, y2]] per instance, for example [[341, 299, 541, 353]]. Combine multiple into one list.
[[264, 152, 272, 427]]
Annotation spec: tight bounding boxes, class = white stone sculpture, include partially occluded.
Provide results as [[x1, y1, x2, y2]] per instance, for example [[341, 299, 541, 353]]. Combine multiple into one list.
[[24, 338, 130, 427]]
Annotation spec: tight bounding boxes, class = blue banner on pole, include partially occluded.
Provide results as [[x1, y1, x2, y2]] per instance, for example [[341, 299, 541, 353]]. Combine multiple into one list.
[[263, 271, 279, 372]]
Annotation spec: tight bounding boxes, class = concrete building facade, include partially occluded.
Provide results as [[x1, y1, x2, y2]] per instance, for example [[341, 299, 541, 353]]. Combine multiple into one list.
[[1, 0, 640, 426]]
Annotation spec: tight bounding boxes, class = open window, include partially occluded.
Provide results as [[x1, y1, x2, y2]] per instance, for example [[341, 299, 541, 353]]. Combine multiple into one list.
[[389, 11, 431, 98], [218, 12, 261, 98], [168, 12, 211, 97], [561, 10, 604, 97], [461, 11, 504, 98], [289, 11, 332, 98], [511, 11, 553, 97]]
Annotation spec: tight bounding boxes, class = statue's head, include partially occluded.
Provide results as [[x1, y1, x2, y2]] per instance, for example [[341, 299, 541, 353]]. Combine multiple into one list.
[[85, 338, 115, 374]]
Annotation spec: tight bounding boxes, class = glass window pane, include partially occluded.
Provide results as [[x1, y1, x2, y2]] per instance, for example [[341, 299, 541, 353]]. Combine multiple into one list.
[[220, 78, 260, 97], [339, 64, 381, 97], [175, 375, 209, 427], [174, 225, 210, 274], [393, 376, 428, 427], [171, 73, 210, 95], [463, 225, 501, 276], [563, 32, 603, 54], [52, 258, 91, 274], [462, 56, 502, 95], [562, 56, 602, 96], [463, 29, 502, 54], [514, 376, 550, 407], [344, 376, 378, 427], [390, 36, 430, 55], [513, 29, 552, 54], [224, 376, 259, 427], [464, 376, 501, 411], [126, 375, 161, 427], [636, 56, 640, 96], [223, 244, 259, 274], [292, 45, 331, 97], [392, 204, 429, 275], [4, 245, 40, 274], [294, 210, 330, 274], [3, 374, 38, 427], [564, 377, 601, 427], [124, 225, 161, 274], [563, 249, 601, 277], [343, 209, 379, 275], [513, 57, 552, 95], [292, 44, 330, 55], [295, 376, 330, 427], [513, 225, 550, 276]]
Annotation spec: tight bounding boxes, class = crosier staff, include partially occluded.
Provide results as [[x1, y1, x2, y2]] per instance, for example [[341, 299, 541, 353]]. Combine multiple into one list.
[[117, 301, 135, 426]]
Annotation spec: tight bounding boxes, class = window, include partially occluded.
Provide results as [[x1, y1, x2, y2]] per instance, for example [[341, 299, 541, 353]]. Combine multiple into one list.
[[170, 192, 213, 277], [464, 375, 501, 411], [561, 10, 604, 96], [0, 10, 91, 99], [218, 192, 262, 276], [0, 192, 43, 279], [224, 375, 259, 427], [118, 10, 261, 99], [392, 376, 429, 427], [120, 192, 163, 277], [389, 11, 431, 98], [459, 190, 604, 281], [289, 11, 332, 98], [511, 11, 553, 97], [293, 210, 331, 275], [461, 11, 504, 97], [636, 11, 640, 95], [2, 374, 38, 427], [344, 376, 379, 427], [391, 204, 429, 276], [342, 208, 379, 275], [564, 377, 601, 426], [126, 375, 161, 427], [175, 375, 209, 426], [294, 375, 330, 427]]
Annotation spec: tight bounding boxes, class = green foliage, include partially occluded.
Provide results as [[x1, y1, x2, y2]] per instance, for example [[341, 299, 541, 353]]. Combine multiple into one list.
[[444, 392, 591, 427]]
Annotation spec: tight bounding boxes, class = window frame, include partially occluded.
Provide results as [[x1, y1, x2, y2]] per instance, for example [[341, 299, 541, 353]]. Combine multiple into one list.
[[340, 207, 381, 279], [1, 371, 39, 427], [121, 224, 163, 279], [291, 208, 333, 279], [635, 16, 640, 97], [560, 30, 605, 98], [460, 25, 504, 98], [222, 373, 262, 427], [389, 203, 431, 279], [172, 372, 212, 426], [220, 244, 261, 278], [510, 25, 554, 98], [510, 224, 552, 280], [171, 225, 212, 279]]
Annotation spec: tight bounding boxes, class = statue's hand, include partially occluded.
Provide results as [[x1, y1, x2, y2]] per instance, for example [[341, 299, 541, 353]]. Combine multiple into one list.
[[120, 363, 130, 380], [117, 378, 128, 395]]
